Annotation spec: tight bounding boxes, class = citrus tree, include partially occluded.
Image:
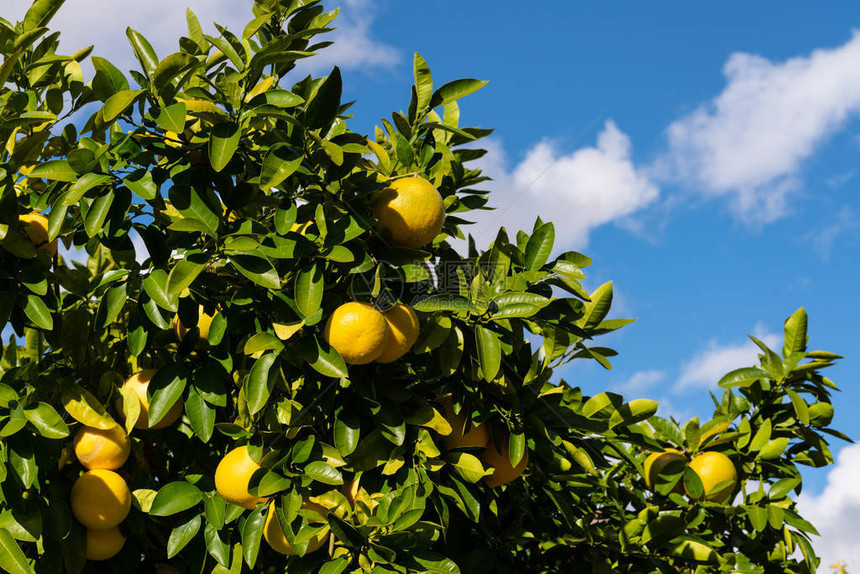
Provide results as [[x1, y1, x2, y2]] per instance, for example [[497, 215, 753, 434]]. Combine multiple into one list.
[[0, 1, 850, 573]]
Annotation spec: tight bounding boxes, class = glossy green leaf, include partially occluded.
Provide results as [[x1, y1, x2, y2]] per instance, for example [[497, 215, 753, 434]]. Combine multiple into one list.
[[61, 383, 117, 429], [259, 143, 303, 191], [24, 402, 69, 439], [126, 27, 159, 77], [245, 353, 278, 415], [475, 325, 501, 382], [150, 481, 204, 516], [229, 254, 280, 289], [103, 89, 143, 122], [28, 160, 77, 182], [429, 78, 488, 109], [167, 514, 201, 558], [295, 263, 324, 318], [209, 123, 241, 172], [0, 527, 32, 574]]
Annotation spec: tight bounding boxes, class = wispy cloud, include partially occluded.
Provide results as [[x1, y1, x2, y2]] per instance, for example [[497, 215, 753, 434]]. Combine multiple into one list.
[[797, 443, 860, 570], [659, 31, 860, 224], [613, 370, 665, 395], [804, 206, 858, 260], [674, 324, 780, 392], [469, 121, 659, 250]]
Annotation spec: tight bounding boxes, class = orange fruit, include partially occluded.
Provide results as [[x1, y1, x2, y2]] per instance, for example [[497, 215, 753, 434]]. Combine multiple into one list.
[[438, 395, 490, 450], [323, 302, 389, 365], [372, 176, 445, 247], [375, 304, 420, 363], [643, 449, 686, 493], [687, 451, 738, 503], [482, 436, 528, 488], [263, 500, 329, 555], [85, 526, 126, 560], [74, 425, 131, 470], [20, 211, 57, 256], [116, 370, 184, 430], [215, 445, 268, 509], [174, 305, 216, 349], [70, 469, 131, 530]]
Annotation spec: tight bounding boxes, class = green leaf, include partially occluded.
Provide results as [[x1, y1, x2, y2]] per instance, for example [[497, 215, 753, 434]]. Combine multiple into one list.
[[24, 402, 69, 439], [124, 169, 158, 200], [718, 367, 769, 388], [63, 173, 110, 205], [475, 325, 501, 382], [492, 292, 551, 319], [608, 399, 659, 429], [294, 263, 324, 318], [143, 269, 178, 312], [91, 56, 128, 100], [150, 481, 204, 516], [305, 461, 343, 485], [758, 437, 789, 460], [229, 254, 280, 289], [395, 134, 414, 167], [305, 336, 348, 379], [668, 536, 717, 563], [0, 527, 32, 574], [28, 159, 77, 182], [429, 78, 488, 109], [334, 410, 360, 457], [413, 52, 433, 111], [103, 89, 143, 122], [413, 294, 476, 313], [786, 388, 810, 425], [583, 281, 612, 329], [167, 514, 201, 559], [305, 66, 342, 129], [61, 382, 117, 429], [153, 52, 197, 92], [167, 258, 206, 295], [749, 419, 772, 452], [241, 507, 266, 568], [769, 476, 801, 500], [185, 386, 215, 442], [155, 101, 188, 133], [23, 0, 64, 31], [148, 366, 187, 427], [169, 185, 220, 237], [23, 295, 52, 330], [126, 27, 159, 77], [209, 123, 241, 172], [783, 307, 808, 358], [259, 143, 303, 191], [243, 332, 284, 355], [246, 353, 278, 416], [524, 222, 555, 270], [82, 192, 112, 237]]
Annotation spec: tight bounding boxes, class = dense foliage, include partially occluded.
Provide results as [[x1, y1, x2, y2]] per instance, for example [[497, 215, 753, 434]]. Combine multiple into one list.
[[0, 0, 850, 572]]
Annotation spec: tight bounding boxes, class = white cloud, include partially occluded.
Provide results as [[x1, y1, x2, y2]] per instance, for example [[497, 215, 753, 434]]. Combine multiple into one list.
[[614, 369, 665, 394], [674, 324, 780, 392], [2, 0, 397, 76], [804, 206, 858, 260], [797, 443, 860, 570], [662, 32, 860, 223], [468, 121, 659, 250]]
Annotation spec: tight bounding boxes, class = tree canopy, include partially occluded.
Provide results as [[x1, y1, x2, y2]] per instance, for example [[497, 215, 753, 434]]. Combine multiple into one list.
[[0, 0, 850, 572]]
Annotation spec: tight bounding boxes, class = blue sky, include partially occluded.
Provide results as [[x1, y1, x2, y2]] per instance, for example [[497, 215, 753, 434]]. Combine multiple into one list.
[[6, 0, 860, 565]]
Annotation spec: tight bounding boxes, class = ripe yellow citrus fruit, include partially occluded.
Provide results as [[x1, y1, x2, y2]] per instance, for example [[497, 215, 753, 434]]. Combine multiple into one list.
[[323, 302, 389, 365], [70, 469, 131, 530], [85, 526, 126, 561], [215, 445, 268, 509], [687, 451, 738, 503], [264, 500, 329, 555], [482, 437, 529, 488], [372, 176, 445, 248], [438, 395, 490, 450], [20, 211, 57, 256], [643, 449, 686, 493], [174, 306, 216, 349], [375, 304, 420, 363], [116, 370, 185, 430], [74, 425, 131, 470]]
